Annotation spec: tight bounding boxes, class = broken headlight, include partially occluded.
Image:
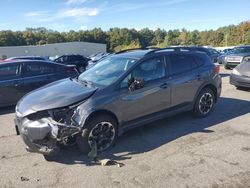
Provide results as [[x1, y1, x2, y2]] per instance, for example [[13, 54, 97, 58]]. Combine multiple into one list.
[[71, 105, 88, 126], [48, 107, 76, 126]]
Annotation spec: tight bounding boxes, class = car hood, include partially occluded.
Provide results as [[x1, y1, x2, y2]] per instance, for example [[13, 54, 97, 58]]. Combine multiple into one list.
[[236, 62, 250, 77], [16, 78, 97, 117]]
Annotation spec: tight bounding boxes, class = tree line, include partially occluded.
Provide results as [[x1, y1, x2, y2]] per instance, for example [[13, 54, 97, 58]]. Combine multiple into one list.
[[0, 21, 249, 52]]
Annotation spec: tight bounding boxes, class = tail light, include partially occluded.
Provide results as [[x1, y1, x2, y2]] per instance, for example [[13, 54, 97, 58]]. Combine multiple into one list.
[[213, 65, 220, 74]]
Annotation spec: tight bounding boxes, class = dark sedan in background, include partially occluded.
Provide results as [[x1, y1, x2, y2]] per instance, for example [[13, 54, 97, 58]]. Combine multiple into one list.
[[54, 54, 89, 73], [0, 60, 78, 107], [6, 56, 49, 61]]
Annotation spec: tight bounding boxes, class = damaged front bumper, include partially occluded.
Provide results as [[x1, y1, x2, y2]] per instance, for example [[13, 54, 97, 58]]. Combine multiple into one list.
[[15, 117, 60, 155], [15, 109, 81, 155]]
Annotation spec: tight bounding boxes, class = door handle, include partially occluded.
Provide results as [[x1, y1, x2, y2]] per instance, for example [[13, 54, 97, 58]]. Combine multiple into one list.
[[13, 80, 20, 87], [160, 83, 168, 89], [197, 74, 202, 80], [46, 75, 52, 79]]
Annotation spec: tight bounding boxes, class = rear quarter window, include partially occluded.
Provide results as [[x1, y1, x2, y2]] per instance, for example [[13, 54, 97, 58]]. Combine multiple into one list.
[[194, 54, 210, 66], [23, 63, 56, 76], [169, 54, 198, 75]]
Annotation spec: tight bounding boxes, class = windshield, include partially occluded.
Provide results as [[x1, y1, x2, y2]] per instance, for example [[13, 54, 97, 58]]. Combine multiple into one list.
[[78, 56, 137, 86], [232, 47, 250, 54]]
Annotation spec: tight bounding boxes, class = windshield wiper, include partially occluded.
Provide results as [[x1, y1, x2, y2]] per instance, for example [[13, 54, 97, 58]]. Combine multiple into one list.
[[75, 78, 94, 87]]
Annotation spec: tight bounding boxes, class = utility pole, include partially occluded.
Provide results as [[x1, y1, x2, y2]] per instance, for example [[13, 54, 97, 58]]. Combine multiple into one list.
[[225, 34, 228, 47]]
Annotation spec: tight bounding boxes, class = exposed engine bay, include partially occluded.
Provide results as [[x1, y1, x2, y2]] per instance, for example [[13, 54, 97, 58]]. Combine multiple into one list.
[[16, 107, 82, 155]]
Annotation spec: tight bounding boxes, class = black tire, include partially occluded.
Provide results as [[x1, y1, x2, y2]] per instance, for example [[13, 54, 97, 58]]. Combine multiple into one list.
[[224, 65, 230, 70], [236, 86, 249, 91], [193, 88, 215, 117], [43, 154, 56, 161], [76, 115, 118, 154]]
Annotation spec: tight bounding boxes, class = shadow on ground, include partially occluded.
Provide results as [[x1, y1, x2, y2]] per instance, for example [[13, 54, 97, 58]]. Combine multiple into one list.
[[11, 97, 250, 164], [220, 73, 231, 78]]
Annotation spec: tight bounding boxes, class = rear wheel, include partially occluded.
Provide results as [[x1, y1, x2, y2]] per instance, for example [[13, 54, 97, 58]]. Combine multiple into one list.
[[193, 88, 215, 117], [236, 86, 249, 91], [76, 115, 117, 154]]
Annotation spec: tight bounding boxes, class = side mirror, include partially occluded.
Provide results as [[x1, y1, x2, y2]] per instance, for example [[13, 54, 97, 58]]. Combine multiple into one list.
[[128, 77, 144, 91]]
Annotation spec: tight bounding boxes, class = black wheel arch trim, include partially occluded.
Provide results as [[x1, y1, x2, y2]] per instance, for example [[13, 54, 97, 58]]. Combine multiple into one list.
[[84, 109, 120, 130], [193, 81, 218, 107]]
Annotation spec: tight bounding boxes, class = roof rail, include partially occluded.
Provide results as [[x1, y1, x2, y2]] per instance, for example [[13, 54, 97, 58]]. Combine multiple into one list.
[[115, 47, 160, 54], [144, 46, 208, 56]]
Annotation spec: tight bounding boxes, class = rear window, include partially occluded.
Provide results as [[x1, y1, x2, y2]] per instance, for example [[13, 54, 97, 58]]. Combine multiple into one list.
[[169, 54, 198, 75], [0, 64, 19, 80], [194, 54, 210, 66]]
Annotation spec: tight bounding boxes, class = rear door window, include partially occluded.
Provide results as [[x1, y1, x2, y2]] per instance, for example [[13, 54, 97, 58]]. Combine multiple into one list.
[[0, 64, 20, 80], [23, 62, 56, 77], [169, 54, 198, 75]]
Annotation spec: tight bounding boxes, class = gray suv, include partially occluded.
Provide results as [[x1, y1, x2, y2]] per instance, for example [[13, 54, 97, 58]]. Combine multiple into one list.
[[224, 45, 250, 69], [15, 48, 222, 157]]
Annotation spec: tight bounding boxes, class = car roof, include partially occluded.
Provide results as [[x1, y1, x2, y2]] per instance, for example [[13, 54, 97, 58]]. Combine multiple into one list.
[[0, 59, 53, 66], [115, 49, 153, 59], [114, 48, 209, 59]]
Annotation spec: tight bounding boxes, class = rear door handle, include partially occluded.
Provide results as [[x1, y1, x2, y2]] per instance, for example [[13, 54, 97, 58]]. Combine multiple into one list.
[[160, 83, 168, 89], [197, 74, 202, 80], [13, 80, 20, 87]]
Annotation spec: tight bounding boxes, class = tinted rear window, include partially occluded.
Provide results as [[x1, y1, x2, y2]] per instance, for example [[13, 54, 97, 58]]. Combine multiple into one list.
[[194, 54, 210, 66], [169, 54, 198, 75], [23, 63, 55, 76]]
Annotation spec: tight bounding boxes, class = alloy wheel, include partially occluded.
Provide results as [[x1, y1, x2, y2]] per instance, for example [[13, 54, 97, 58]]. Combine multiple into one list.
[[198, 93, 214, 115], [88, 121, 116, 151]]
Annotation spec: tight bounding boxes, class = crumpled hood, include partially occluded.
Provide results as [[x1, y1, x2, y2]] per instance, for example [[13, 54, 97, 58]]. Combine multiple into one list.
[[16, 78, 97, 117]]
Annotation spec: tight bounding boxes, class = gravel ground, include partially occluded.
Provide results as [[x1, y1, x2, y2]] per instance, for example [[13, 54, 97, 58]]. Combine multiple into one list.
[[0, 67, 249, 188]]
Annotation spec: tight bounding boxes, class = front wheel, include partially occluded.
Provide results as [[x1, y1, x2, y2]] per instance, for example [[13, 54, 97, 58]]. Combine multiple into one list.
[[193, 88, 215, 117], [76, 115, 117, 154]]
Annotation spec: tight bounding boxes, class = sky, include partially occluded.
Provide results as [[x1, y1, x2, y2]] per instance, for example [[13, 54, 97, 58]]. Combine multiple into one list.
[[0, 0, 250, 32]]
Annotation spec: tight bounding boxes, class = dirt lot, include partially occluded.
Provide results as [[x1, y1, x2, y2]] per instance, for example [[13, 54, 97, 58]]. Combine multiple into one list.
[[0, 67, 249, 188]]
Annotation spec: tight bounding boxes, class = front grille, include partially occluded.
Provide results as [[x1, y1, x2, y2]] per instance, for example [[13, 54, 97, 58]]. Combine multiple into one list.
[[227, 56, 242, 62], [227, 62, 240, 67]]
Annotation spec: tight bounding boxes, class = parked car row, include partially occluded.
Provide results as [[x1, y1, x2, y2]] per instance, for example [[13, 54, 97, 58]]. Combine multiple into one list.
[[3, 54, 92, 73], [0, 60, 78, 107], [217, 44, 250, 69], [168, 46, 221, 64]]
